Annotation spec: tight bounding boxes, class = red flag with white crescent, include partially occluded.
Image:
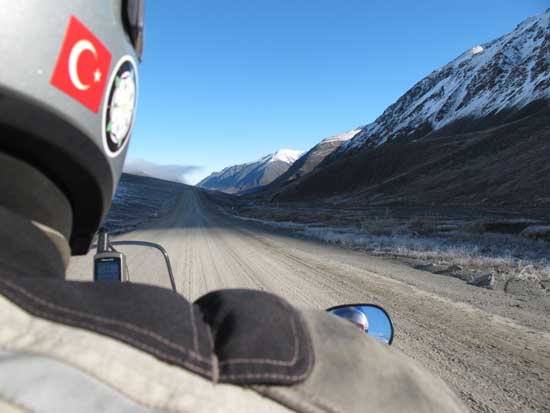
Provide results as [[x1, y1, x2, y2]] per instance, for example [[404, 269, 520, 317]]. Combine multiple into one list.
[[50, 16, 112, 113]]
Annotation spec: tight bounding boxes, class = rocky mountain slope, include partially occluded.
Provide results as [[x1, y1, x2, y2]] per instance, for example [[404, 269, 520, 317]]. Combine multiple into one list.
[[253, 129, 360, 195], [271, 10, 550, 207], [342, 9, 550, 153], [198, 149, 303, 194]]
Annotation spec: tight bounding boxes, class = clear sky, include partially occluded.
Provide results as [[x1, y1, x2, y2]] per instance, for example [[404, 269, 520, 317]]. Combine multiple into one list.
[[128, 0, 546, 184]]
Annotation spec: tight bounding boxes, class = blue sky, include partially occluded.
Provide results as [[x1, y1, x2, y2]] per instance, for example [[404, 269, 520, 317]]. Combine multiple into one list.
[[128, 0, 546, 184]]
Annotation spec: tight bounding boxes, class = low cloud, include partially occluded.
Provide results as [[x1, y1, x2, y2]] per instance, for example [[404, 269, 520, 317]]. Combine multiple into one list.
[[123, 159, 203, 184]]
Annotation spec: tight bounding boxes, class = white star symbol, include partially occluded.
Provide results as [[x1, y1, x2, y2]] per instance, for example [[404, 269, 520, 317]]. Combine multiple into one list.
[[93, 69, 102, 83]]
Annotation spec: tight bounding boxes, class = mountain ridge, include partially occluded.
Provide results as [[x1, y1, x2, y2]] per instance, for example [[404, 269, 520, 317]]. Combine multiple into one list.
[[249, 129, 361, 197], [336, 9, 550, 155], [198, 149, 303, 194], [267, 10, 550, 206]]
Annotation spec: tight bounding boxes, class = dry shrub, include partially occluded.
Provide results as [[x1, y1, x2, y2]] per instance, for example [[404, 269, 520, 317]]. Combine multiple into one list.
[[360, 217, 397, 236], [409, 216, 438, 236], [463, 221, 487, 234]]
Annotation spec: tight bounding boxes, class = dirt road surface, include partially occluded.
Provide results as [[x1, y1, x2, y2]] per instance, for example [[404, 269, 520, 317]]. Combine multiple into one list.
[[68, 189, 550, 412]]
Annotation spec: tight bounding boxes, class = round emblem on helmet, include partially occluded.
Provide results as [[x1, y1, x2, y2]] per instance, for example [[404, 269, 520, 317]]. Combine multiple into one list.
[[102, 55, 138, 157]]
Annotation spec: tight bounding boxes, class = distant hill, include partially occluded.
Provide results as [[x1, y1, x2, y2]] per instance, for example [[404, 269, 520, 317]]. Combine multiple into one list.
[[198, 149, 303, 194], [251, 129, 360, 196]]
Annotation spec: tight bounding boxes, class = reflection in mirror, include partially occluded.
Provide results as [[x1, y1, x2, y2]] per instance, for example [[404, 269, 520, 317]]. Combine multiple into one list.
[[327, 304, 394, 345]]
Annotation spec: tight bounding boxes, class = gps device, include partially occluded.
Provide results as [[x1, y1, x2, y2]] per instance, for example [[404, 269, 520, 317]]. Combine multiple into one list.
[[91, 229, 177, 292], [94, 252, 127, 282]]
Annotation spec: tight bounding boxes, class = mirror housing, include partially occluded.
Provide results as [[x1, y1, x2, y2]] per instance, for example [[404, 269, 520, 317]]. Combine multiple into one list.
[[327, 304, 394, 345]]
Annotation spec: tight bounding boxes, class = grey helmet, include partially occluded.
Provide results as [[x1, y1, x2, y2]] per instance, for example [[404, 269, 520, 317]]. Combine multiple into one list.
[[0, 1, 144, 254], [332, 307, 369, 332]]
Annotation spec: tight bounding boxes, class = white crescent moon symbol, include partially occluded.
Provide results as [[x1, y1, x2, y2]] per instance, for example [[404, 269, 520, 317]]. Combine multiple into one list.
[[68, 40, 97, 91]]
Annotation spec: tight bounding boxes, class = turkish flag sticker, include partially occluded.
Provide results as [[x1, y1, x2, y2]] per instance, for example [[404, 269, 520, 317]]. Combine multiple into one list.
[[50, 16, 112, 113]]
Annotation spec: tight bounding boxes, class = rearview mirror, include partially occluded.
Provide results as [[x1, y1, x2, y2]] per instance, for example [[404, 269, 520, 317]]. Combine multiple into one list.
[[327, 304, 394, 345]]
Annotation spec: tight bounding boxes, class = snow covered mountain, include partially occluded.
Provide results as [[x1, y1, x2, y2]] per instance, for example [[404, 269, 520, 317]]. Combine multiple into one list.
[[271, 10, 550, 207], [198, 149, 304, 194], [341, 9, 550, 152], [259, 130, 361, 193]]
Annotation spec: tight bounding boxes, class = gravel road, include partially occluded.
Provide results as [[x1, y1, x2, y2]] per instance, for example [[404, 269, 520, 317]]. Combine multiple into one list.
[[68, 188, 550, 413]]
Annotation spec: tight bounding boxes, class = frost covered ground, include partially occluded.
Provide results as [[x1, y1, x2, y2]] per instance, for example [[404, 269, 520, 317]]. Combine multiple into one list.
[[222, 202, 550, 299], [107, 177, 550, 301]]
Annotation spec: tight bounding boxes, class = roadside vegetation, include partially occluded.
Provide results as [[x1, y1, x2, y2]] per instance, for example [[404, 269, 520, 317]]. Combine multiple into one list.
[[225, 202, 550, 299]]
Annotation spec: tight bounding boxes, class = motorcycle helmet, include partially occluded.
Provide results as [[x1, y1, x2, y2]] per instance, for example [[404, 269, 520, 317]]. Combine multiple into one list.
[[332, 307, 369, 332], [0, 0, 144, 255]]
